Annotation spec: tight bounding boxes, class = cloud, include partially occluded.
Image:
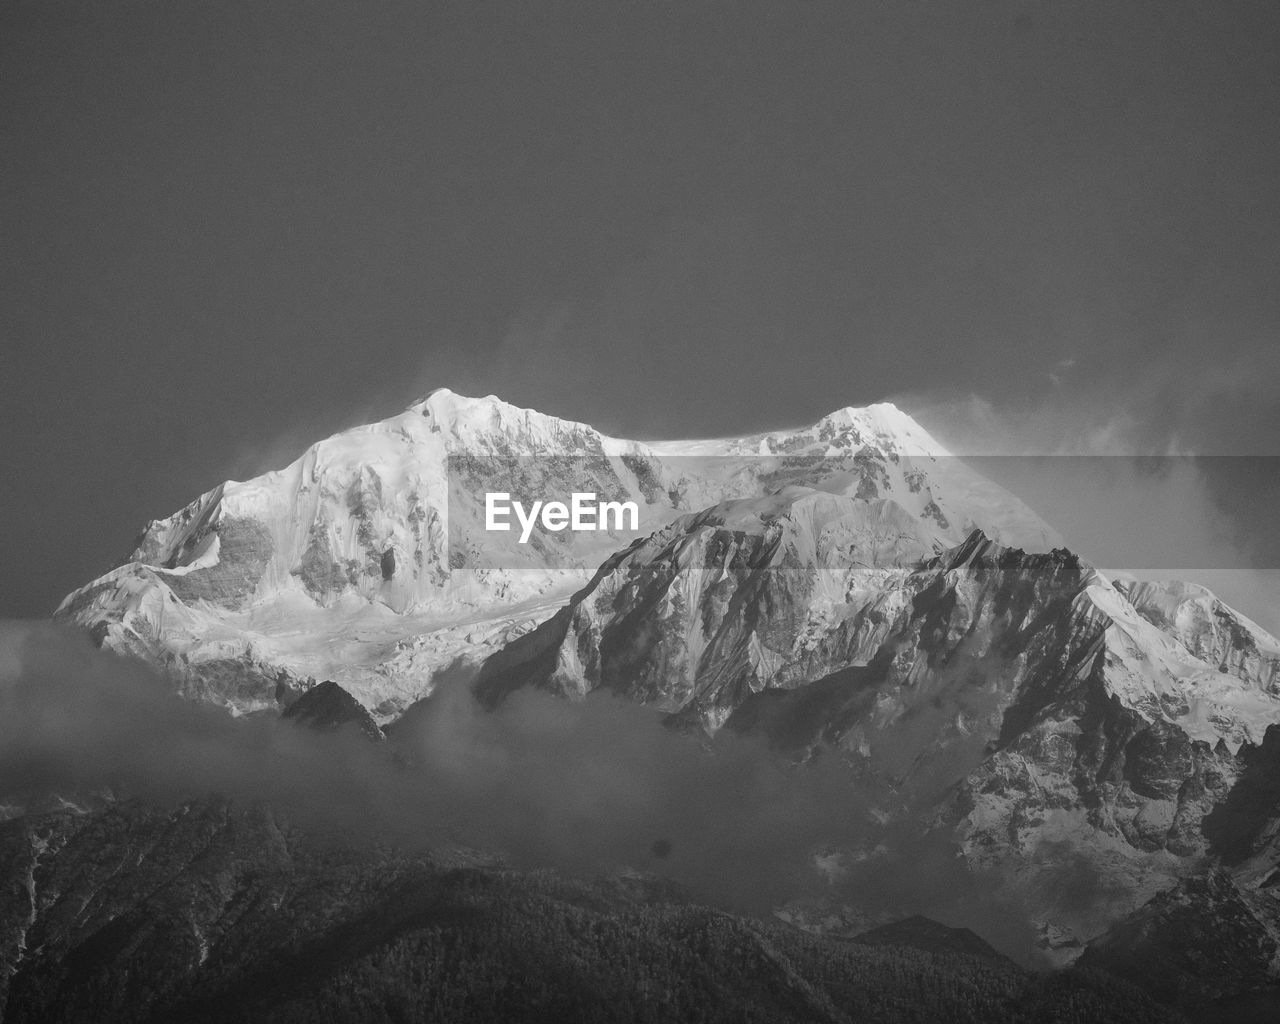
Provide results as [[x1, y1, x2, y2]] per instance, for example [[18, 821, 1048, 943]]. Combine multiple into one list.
[[0, 620, 1062, 961], [0, 622, 864, 912], [1048, 357, 1076, 388], [886, 384, 1280, 632]]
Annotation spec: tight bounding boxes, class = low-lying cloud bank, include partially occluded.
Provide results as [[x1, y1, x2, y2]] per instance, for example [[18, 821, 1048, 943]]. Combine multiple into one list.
[[0, 620, 1050, 959], [0, 622, 860, 909]]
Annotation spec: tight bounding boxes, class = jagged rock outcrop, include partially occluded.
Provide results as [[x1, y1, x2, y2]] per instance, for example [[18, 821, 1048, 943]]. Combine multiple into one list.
[[1082, 871, 1280, 1017], [281, 681, 385, 742], [475, 497, 1280, 941]]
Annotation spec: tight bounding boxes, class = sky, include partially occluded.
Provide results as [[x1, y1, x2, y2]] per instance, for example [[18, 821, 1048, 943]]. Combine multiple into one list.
[[3, 1, 1279, 617]]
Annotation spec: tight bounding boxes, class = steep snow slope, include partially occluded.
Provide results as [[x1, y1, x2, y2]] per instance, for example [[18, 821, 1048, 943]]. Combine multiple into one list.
[[56, 390, 1059, 717], [1114, 577, 1280, 694]]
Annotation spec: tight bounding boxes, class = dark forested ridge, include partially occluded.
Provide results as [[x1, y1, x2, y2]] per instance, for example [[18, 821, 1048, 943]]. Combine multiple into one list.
[[0, 798, 1185, 1024]]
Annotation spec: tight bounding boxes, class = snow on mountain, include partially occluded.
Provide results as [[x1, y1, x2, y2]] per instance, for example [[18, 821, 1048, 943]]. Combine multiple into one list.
[[476, 500, 1280, 749], [475, 507, 1280, 944], [55, 390, 1059, 717], [44, 387, 1280, 958], [1113, 577, 1280, 695]]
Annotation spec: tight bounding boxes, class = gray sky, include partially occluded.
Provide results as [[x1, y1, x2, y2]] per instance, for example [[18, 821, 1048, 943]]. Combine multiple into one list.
[[3, 1, 1279, 617]]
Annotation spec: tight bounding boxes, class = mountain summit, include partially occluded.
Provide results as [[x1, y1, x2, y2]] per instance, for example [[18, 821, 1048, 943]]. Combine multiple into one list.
[[38, 389, 1280, 995], [55, 391, 1059, 716]]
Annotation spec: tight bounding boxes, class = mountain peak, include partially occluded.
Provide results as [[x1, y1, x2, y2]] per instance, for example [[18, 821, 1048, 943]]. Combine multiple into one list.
[[58, 386, 1061, 717], [409, 387, 507, 422], [829, 401, 949, 456], [406, 388, 624, 453], [282, 680, 385, 742], [408, 389, 948, 458]]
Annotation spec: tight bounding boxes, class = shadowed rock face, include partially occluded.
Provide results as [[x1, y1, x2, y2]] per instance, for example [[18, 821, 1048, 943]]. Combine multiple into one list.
[[1078, 729, 1280, 1015], [475, 512, 1280, 941], [293, 524, 360, 601], [849, 915, 1012, 964], [282, 681, 384, 743], [1082, 871, 1280, 1016], [163, 517, 275, 610], [477, 495, 979, 723]]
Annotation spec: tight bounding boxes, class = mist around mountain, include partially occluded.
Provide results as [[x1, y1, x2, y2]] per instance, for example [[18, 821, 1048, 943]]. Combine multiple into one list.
[[2, 796, 1187, 1024], [4, 392, 1280, 1022], [0, 625, 1188, 1024]]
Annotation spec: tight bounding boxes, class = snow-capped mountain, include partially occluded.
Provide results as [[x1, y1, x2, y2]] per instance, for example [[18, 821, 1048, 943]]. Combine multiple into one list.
[[55, 389, 1059, 717], [40, 388, 1280, 988], [473, 487, 1280, 943], [476, 500, 1280, 747]]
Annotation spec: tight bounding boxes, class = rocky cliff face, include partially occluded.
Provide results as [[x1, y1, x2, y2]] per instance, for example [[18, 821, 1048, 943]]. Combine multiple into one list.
[[475, 495, 1280, 945], [1101, 719, 1280, 999], [1081, 868, 1280, 1018]]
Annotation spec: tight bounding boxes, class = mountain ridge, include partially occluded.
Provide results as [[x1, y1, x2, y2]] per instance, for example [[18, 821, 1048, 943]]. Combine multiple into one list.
[[54, 390, 1061, 718], [19, 389, 1280, 1011]]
